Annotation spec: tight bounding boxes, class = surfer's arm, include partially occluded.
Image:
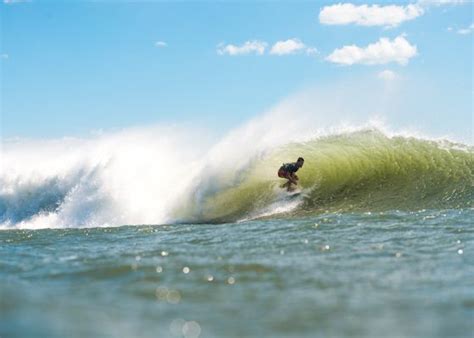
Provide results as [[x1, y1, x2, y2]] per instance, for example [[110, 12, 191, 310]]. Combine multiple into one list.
[[288, 173, 298, 185]]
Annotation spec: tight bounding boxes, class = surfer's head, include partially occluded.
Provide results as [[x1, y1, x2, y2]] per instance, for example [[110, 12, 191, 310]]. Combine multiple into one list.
[[297, 157, 304, 168]]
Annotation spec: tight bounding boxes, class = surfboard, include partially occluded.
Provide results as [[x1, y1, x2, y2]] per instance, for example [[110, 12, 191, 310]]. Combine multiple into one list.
[[286, 189, 302, 198], [286, 192, 301, 199]]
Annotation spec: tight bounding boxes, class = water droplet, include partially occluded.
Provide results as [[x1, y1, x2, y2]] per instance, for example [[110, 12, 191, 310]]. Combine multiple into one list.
[[155, 287, 168, 301], [135, 255, 141, 261], [167, 290, 181, 304], [161, 251, 169, 257], [182, 321, 201, 338], [458, 249, 463, 255], [183, 266, 190, 274], [303, 239, 309, 244], [156, 266, 163, 273], [170, 318, 185, 336], [227, 277, 235, 285], [321, 245, 330, 251], [206, 275, 214, 282], [395, 252, 402, 258]]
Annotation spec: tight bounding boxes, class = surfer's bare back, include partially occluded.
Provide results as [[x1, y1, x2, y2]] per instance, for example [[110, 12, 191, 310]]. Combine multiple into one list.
[[278, 157, 304, 191]]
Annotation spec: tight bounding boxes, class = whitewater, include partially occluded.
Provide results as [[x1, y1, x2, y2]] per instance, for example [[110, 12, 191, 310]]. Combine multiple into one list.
[[1, 109, 473, 229]]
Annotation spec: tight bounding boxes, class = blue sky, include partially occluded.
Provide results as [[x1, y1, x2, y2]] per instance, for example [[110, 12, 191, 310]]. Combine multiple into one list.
[[1, 1, 472, 140]]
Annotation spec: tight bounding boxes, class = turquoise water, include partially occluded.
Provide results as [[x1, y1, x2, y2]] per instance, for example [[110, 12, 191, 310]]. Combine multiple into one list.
[[1, 209, 473, 338]]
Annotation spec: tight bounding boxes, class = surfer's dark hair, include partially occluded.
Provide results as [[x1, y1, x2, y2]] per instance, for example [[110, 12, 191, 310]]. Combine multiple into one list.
[[297, 157, 304, 162]]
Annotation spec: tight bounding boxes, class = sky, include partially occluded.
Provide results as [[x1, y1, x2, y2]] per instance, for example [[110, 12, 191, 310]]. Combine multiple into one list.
[[1, 0, 473, 141]]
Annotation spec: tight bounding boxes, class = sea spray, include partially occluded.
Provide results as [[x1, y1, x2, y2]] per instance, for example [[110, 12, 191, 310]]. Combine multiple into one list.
[[0, 126, 209, 229], [2, 124, 471, 229]]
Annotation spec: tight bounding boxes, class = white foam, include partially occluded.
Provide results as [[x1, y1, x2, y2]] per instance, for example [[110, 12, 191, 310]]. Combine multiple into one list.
[[238, 189, 307, 222], [1, 126, 209, 229]]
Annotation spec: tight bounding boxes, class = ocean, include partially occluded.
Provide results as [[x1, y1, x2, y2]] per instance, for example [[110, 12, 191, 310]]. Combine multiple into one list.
[[1, 128, 473, 337]]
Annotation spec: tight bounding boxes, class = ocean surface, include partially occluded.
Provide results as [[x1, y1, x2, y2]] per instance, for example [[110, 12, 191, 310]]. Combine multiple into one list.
[[1, 210, 473, 338], [1, 129, 473, 337]]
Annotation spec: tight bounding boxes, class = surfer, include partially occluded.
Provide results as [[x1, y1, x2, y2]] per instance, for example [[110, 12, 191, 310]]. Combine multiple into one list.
[[278, 157, 304, 191]]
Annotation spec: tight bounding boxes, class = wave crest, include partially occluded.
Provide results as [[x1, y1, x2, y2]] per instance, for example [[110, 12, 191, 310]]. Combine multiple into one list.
[[175, 130, 473, 222], [1, 128, 472, 229]]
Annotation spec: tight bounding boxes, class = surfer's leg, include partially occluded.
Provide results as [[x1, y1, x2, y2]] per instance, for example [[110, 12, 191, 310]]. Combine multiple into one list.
[[281, 180, 293, 191], [284, 179, 296, 191]]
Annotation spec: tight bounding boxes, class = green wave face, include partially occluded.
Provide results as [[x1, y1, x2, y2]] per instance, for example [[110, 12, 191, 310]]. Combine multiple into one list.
[[177, 130, 474, 223]]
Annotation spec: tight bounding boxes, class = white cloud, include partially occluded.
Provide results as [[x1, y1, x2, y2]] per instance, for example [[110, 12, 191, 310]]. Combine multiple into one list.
[[270, 39, 305, 55], [319, 3, 424, 28], [326, 35, 417, 66], [306, 47, 319, 56], [457, 23, 474, 34], [378, 70, 397, 81], [418, 0, 468, 6], [1, 53, 8, 59], [3, 0, 30, 4], [155, 41, 167, 47], [218, 39, 317, 57], [217, 40, 267, 56], [269, 38, 318, 56]]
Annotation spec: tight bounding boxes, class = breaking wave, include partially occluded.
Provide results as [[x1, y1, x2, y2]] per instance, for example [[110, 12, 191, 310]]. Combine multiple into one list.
[[1, 122, 472, 229], [177, 130, 473, 223]]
